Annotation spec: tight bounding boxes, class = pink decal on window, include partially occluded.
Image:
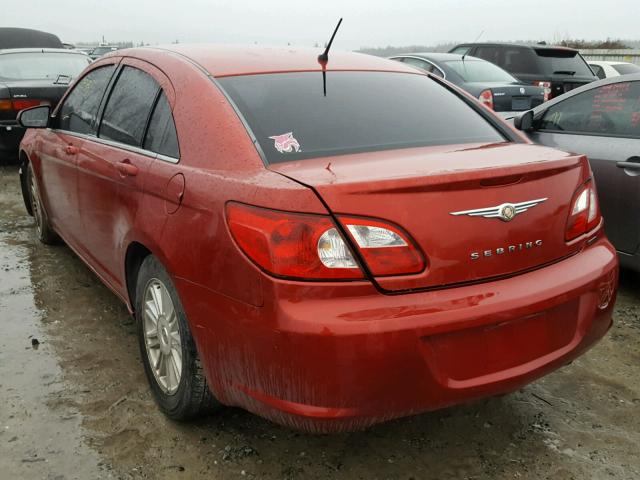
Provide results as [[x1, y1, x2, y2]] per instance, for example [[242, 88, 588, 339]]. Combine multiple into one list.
[[269, 132, 301, 153]]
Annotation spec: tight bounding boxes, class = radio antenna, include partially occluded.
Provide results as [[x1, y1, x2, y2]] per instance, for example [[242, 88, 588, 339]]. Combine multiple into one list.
[[318, 18, 343, 65], [462, 29, 483, 61], [318, 18, 343, 96]]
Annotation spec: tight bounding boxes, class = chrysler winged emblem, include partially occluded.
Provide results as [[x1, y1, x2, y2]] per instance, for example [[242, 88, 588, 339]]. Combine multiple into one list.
[[450, 198, 547, 222]]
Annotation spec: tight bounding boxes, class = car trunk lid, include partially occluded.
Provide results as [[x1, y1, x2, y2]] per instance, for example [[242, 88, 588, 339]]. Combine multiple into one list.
[[469, 83, 546, 112], [270, 142, 589, 292], [0, 79, 69, 123]]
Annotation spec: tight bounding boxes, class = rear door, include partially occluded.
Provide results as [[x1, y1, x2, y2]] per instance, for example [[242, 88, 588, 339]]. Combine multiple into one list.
[[531, 80, 640, 254], [39, 64, 116, 245], [75, 60, 173, 291]]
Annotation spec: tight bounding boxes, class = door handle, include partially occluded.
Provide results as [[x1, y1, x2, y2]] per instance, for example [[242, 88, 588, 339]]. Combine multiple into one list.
[[116, 160, 138, 177], [65, 145, 79, 155], [616, 162, 640, 170], [616, 156, 640, 171]]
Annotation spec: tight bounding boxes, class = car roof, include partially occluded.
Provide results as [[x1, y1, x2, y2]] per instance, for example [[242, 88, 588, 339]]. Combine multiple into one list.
[[454, 43, 579, 53], [129, 44, 419, 77], [588, 60, 633, 66], [0, 48, 87, 55]]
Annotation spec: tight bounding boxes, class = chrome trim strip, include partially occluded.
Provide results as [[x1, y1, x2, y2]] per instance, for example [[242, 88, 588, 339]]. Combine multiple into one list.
[[389, 55, 447, 79], [49, 129, 179, 164]]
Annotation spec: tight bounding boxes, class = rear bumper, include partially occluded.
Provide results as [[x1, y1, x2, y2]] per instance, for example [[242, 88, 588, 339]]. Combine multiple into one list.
[[177, 237, 617, 432]]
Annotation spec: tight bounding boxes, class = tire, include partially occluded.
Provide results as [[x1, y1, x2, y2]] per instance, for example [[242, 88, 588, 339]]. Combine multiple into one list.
[[135, 255, 219, 420], [27, 163, 59, 245]]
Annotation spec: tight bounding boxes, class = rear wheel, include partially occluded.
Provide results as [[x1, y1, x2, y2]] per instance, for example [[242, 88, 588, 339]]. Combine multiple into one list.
[[27, 163, 58, 245], [135, 255, 219, 420]]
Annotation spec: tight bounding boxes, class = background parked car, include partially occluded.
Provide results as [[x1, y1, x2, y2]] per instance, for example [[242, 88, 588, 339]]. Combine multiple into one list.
[[89, 45, 119, 60], [0, 27, 63, 49], [588, 60, 640, 79], [449, 43, 598, 101], [510, 73, 640, 271], [0, 48, 91, 162], [390, 53, 546, 112]]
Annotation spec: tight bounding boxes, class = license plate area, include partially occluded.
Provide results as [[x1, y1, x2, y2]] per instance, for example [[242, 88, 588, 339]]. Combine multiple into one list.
[[422, 300, 579, 383], [511, 97, 531, 110]]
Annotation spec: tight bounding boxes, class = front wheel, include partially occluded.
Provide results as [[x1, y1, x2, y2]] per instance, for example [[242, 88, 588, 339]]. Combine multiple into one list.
[[135, 255, 219, 420], [27, 163, 58, 245]]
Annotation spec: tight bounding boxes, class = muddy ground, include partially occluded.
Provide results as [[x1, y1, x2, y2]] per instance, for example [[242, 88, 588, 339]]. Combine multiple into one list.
[[0, 164, 639, 480]]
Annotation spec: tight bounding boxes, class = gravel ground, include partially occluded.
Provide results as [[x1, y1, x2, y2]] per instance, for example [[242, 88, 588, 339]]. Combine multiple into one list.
[[1, 164, 639, 480]]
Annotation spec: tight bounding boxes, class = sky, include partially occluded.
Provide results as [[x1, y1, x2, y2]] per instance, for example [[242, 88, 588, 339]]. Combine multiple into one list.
[[1, 0, 636, 50]]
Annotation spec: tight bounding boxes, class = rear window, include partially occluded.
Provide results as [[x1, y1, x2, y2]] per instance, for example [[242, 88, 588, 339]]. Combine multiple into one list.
[[612, 63, 640, 75], [534, 49, 594, 77], [218, 72, 505, 164], [445, 59, 517, 83], [0, 52, 90, 81]]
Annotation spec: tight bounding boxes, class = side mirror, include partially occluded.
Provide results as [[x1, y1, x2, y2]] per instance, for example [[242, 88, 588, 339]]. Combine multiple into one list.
[[17, 105, 51, 129], [514, 110, 534, 132]]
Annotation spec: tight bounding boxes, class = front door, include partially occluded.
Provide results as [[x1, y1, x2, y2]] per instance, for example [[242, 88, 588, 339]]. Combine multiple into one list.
[[40, 64, 117, 246], [531, 80, 640, 255]]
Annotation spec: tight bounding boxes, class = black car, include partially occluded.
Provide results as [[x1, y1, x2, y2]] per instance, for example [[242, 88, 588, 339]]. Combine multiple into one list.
[[449, 43, 598, 101], [0, 48, 91, 162], [390, 53, 545, 112], [509, 73, 640, 271], [0, 28, 63, 49]]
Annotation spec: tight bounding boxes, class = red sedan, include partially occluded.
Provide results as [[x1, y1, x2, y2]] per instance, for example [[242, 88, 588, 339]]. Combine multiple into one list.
[[16, 45, 617, 433]]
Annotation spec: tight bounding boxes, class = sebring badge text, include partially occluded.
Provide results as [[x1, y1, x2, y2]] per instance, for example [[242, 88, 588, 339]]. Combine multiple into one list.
[[471, 239, 543, 260]]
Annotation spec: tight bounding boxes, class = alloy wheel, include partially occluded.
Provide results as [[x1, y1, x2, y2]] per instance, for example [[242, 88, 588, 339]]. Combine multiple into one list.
[[143, 278, 183, 395]]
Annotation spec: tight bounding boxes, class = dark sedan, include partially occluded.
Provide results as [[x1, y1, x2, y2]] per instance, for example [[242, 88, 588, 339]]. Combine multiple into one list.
[[390, 53, 545, 113], [510, 73, 640, 271], [0, 48, 91, 162]]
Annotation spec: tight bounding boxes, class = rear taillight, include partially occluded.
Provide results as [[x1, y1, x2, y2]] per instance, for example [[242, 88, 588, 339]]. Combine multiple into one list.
[[13, 99, 44, 111], [226, 203, 426, 280], [478, 89, 494, 110], [226, 202, 363, 279], [565, 180, 601, 241], [534, 81, 552, 102], [0, 99, 47, 113], [339, 216, 425, 276]]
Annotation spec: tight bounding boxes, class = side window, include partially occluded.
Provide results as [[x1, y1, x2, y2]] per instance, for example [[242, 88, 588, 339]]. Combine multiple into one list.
[[502, 47, 537, 75], [474, 46, 500, 66], [57, 65, 115, 135], [99, 66, 159, 147], [428, 64, 445, 78], [540, 81, 640, 138], [451, 46, 471, 56], [590, 64, 606, 80], [143, 92, 180, 159], [402, 57, 430, 72]]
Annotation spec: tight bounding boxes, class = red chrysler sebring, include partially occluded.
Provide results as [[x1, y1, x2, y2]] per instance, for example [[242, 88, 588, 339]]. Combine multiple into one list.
[[16, 45, 617, 433]]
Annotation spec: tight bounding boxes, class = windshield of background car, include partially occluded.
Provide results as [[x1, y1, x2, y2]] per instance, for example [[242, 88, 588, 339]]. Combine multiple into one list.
[[445, 59, 517, 83], [218, 71, 506, 164], [0, 52, 90, 81], [534, 49, 595, 77]]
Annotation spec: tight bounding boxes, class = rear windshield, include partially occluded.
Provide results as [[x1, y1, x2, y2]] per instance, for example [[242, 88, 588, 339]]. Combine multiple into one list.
[[0, 52, 90, 81], [534, 49, 594, 77], [445, 59, 517, 83], [218, 71, 505, 164], [612, 63, 640, 75]]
